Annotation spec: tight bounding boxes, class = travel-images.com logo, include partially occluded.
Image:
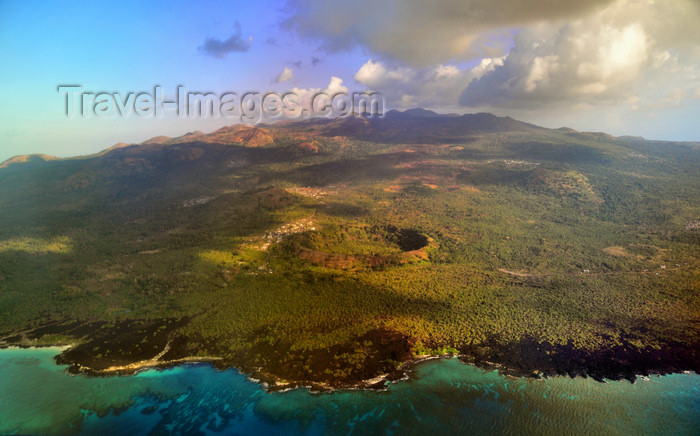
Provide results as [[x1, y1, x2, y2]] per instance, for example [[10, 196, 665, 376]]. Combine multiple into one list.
[[57, 85, 385, 124]]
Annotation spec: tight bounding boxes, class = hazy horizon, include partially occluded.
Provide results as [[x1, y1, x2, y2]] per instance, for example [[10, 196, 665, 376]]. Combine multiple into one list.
[[2, 0, 700, 160]]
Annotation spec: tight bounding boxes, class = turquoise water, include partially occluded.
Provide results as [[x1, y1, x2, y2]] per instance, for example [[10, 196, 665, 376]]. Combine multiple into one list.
[[0, 348, 698, 435]]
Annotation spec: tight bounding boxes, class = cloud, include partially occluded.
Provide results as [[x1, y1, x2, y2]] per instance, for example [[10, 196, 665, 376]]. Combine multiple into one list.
[[287, 76, 349, 109], [325, 76, 348, 95], [353, 58, 503, 109], [199, 21, 252, 58], [283, 0, 699, 139], [459, 0, 700, 110], [284, 0, 615, 66], [354, 60, 411, 87], [275, 67, 294, 83], [311, 56, 322, 66]]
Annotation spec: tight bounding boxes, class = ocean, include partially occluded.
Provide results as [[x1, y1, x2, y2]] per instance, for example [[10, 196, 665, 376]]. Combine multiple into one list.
[[0, 347, 698, 435]]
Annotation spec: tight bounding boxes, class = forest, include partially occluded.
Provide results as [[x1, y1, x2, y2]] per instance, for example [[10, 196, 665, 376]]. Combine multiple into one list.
[[0, 112, 698, 387]]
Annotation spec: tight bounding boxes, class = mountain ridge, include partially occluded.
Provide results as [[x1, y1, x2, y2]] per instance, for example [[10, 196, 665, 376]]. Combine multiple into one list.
[[3, 110, 697, 169], [0, 107, 698, 389]]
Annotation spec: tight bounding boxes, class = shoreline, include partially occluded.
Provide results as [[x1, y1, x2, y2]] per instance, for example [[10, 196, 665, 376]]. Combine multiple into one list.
[[70, 355, 224, 376], [3, 343, 696, 393], [1, 344, 73, 351]]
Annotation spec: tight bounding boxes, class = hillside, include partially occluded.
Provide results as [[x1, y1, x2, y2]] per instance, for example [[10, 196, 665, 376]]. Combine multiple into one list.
[[0, 154, 59, 169], [0, 110, 698, 388]]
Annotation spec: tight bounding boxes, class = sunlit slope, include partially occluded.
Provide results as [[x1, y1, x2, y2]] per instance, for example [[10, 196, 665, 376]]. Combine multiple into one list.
[[0, 111, 698, 387]]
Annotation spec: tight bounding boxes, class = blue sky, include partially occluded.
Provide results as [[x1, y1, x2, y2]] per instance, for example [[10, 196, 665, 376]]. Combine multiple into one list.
[[1, 0, 699, 161]]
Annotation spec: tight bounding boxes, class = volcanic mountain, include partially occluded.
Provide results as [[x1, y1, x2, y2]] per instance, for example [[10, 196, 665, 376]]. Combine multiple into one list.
[[0, 110, 698, 389]]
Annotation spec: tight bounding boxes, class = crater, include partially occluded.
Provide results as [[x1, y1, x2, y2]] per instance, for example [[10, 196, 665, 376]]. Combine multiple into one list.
[[382, 225, 429, 252], [293, 224, 431, 270]]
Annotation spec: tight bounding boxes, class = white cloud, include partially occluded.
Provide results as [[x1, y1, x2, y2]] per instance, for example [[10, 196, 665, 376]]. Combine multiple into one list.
[[353, 57, 504, 109], [435, 65, 459, 79], [325, 76, 348, 95], [470, 57, 506, 78], [287, 76, 350, 110], [354, 60, 412, 88], [285, 0, 700, 139], [354, 60, 387, 86], [285, 0, 615, 66], [275, 67, 294, 83], [289, 76, 348, 96], [460, 0, 700, 109]]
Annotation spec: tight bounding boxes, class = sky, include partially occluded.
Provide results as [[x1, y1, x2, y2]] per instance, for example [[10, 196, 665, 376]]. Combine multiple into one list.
[[1, 0, 699, 161]]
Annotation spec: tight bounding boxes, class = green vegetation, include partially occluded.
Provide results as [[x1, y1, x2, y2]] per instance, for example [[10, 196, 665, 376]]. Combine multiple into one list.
[[0, 113, 698, 386], [0, 236, 71, 254]]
